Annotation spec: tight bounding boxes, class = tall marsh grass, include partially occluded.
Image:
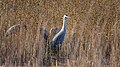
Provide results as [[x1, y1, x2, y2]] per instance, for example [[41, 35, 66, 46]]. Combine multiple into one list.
[[0, 0, 120, 67]]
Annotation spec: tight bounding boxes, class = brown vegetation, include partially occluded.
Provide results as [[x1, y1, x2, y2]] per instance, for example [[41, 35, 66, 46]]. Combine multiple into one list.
[[0, 0, 120, 67]]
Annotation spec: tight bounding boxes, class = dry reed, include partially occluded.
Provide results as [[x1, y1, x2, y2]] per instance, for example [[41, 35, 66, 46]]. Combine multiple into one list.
[[0, 0, 120, 67]]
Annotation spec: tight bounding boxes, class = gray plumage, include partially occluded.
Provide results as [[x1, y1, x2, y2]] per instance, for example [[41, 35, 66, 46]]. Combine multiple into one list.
[[51, 15, 70, 48]]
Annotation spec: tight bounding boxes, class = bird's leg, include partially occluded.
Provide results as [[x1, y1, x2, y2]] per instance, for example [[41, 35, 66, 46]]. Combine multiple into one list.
[[58, 44, 60, 58], [57, 42, 62, 60]]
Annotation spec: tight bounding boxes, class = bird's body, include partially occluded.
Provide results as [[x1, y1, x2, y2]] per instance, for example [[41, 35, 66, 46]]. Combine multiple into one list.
[[51, 29, 66, 47], [51, 15, 69, 48]]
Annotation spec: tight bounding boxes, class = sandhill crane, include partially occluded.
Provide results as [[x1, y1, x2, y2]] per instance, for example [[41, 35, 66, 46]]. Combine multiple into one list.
[[51, 15, 70, 48]]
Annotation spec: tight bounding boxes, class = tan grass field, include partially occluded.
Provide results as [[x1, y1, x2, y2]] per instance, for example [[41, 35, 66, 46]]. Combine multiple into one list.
[[0, 0, 120, 67]]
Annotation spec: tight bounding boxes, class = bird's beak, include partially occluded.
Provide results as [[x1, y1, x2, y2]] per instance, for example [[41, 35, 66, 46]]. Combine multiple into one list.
[[67, 16, 70, 18]]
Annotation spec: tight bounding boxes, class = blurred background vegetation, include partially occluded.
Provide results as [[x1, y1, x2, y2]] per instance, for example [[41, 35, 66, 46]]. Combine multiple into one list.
[[0, 0, 120, 67]]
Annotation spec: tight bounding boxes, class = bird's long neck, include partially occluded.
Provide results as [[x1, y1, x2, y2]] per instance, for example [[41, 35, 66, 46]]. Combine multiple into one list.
[[61, 17, 66, 31]]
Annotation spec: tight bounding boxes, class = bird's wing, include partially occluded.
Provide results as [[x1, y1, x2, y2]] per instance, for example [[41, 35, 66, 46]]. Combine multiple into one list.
[[52, 31, 66, 47]]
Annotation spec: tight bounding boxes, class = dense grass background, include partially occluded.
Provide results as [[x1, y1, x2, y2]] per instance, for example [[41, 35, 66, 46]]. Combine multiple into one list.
[[0, 0, 120, 67]]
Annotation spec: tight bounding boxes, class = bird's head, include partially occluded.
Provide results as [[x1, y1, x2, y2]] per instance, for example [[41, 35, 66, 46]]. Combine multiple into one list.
[[63, 15, 70, 19]]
